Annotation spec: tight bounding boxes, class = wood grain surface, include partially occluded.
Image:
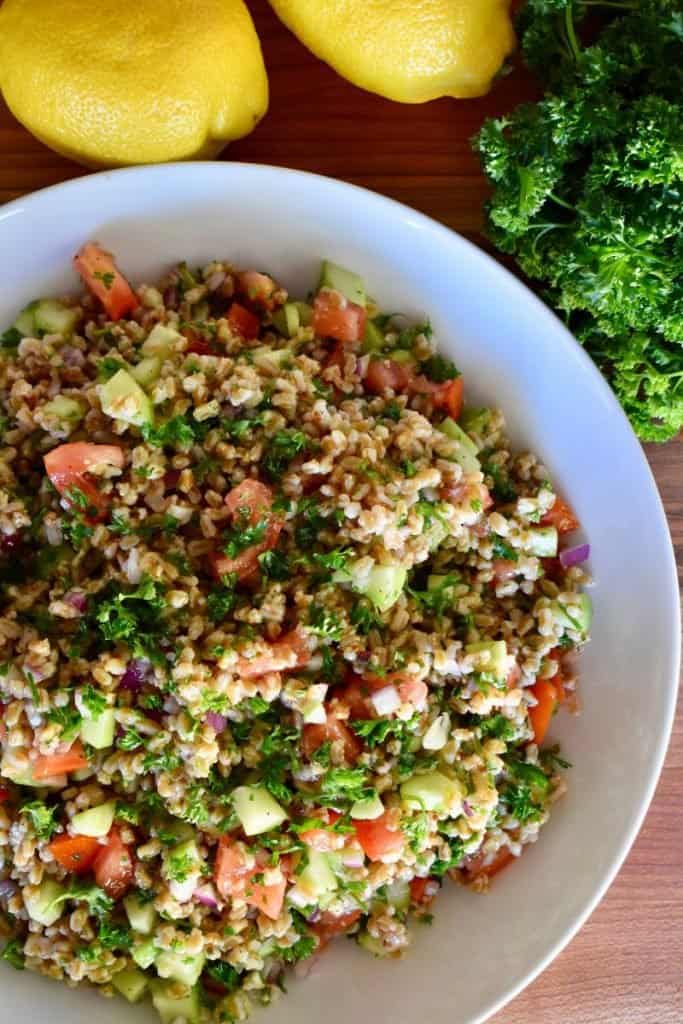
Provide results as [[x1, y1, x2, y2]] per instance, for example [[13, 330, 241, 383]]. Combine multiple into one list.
[[0, 1, 681, 1018]]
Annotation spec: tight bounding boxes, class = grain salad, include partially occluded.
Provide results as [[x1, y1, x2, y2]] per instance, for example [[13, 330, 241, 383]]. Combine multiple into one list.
[[0, 246, 592, 1023]]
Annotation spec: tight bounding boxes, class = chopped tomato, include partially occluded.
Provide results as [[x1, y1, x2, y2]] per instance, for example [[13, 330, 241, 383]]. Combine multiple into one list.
[[237, 624, 312, 679], [364, 358, 414, 394], [312, 908, 361, 944], [214, 838, 286, 920], [74, 242, 137, 321], [323, 339, 347, 373], [541, 496, 579, 534], [48, 834, 99, 873], [44, 443, 124, 519], [299, 810, 346, 852], [238, 271, 277, 309], [211, 479, 283, 581], [409, 876, 437, 906], [302, 712, 362, 764], [357, 671, 428, 711], [32, 740, 89, 781], [0, 787, 10, 804], [541, 556, 563, 582], [506, 661, 522, 690], [431, 377, 464, 420], [492, 558, 518, 582], [313, 291, 366, 344], [355, 812, 404, 862], [183, 330, 214, 356], [465, 845, 515, 882], [528, 679, 558, 745], [93, 827, 134, 900], [227, 302, 260, 340]]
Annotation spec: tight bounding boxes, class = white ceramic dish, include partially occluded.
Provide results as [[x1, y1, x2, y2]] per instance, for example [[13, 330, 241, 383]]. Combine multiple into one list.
[[0, 163, 679, 1024]]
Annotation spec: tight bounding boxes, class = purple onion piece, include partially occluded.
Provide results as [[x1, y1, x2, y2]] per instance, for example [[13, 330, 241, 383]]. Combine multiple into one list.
[[463, 799, 473, 817], [559, 543, 591, 570], [205, 711, 227, 734], [64, 590, 87, 613], [119, 658, 151, 692], [193, 884, 219, 910], [0, 879, 18, 900]]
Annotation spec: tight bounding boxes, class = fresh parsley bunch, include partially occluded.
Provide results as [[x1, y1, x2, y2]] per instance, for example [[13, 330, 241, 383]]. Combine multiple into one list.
[[476, 0, 683, 440]]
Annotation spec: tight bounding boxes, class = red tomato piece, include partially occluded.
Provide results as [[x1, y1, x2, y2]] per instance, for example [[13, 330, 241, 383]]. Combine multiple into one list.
[[74, 243, 138, 321], [183, 330, 214, 356], [299, 810, 346, 852], [492, 558, 518, 582], [302, 711, 362, 765], [409, 876, 437, 906], [313, 291, 366, 344], [48, 834, 100, 874], [355, 812, 404, 862], [212, 479, 283, 581], [0, 788, 10, 804], [44, 443, 124, 519], [214, 839, 286, 920], [506, 661, 522, 689], [528, 679, 559, 745], [431, 377, 464, 419], [93, 827, 134, 900], [364, 358, 414, 395], [238, 271, 277, 309], [32, 740, 89, 781], [465, 845, 516, 882], [312, 908, 361, 944], [228, 302, 260, 340], [237, 625, 312, 680], [541, 496, 579, 534]]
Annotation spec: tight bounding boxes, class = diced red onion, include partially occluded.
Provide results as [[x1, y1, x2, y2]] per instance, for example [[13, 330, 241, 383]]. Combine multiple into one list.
[[64, 590, 87, 613], [193, 883, 219, 910], [463, 800, 473, 817], [205, 711, 227, 734], [305, 908, 321, 924], [559, 543, 590, 569], [370, 685, 400, 716], [0, 879, 18, 900], [62, 346, 85, 368], [119, 659, 151, 692]]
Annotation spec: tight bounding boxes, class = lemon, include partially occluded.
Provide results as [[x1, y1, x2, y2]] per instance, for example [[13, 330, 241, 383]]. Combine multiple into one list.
[[0, 0, 269, 167], [269, 0, 515, 102]]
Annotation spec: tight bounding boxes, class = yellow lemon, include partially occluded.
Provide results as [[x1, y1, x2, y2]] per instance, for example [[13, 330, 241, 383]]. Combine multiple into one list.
[[268, 0, 515, 102], [0, 0, 269, 167]]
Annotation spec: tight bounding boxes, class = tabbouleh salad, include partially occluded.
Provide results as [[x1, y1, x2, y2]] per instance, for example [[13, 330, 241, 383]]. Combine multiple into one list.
[[0, 245, 592, 1023]]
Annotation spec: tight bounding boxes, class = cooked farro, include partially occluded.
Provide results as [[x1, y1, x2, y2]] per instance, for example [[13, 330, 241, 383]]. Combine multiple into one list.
[[0, 246, 592, 1023]]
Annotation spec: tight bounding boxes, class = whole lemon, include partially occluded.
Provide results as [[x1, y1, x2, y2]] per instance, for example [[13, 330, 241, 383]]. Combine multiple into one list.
[[269, 0, 515, 102], [0, 0, 269, 167]]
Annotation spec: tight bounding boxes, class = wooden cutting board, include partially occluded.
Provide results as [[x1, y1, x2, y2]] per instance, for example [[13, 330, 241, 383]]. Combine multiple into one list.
[[0, 1, 681, 1019]]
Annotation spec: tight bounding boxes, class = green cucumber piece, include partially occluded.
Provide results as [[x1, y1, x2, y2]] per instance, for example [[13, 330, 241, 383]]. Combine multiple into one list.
[[459, 407, 492, 437], [132, 938, 157, 970], [250, 345, 293, 370], [385, 879, 410, 913], [124, 893, 158, 936], [14, 301, 39, 338], [525, 526, 558, 558], [465, 640, 508, 680], [297, 849, 337, 899], [350, 793, 384, 820], [365, 564, 407, 613], [131, 356, 162, 390], [232, 786, 287, 836], [507, 760, 550, 799], [318, 260, 366, 307], [357, 931, 388, 957], [271, 303, 300, 338], [155, 950, 206, 988], [385, 348, 415, 365], [100, 368, 153, 427], [33, 300, 79, 337], [294, 301, 313, 327], [112, 967, 149, 1003], [552, 592, 592, 638], [42, 396, 84, 425], [150, 981, 201, 1024], [23, 879, 67, 926], [71, 800, 116, 837], [400, 771, 462, 813], [80, 707, 115, 750], [362, 320, 386, 353], [438, 417, 481, 474], [142, 323, 183, 358]]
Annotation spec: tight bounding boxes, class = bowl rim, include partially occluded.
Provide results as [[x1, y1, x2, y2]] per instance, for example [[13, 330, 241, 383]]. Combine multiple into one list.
[[0, 160, 680, 1023]]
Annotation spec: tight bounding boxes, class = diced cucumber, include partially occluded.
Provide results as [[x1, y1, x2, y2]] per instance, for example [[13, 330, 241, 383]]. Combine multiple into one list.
[[23, 879, 67, 927], [99, 368, 153, 427], [14, 301, 39, 338], [33, 300, 80, 337], [124, 893, 158, 936], [271, 303, 300, 338], [364, 564, 407, 613], [1, 761, 65, 789], [507, 760, 550, 799], [80, 707, 115, 750], [357, 931, 388, 957], [132, 938, 158, 970], [525, 526, 558, 558], [385, 879, 410, 913], [438, 418, 481, 474], [294, 301, 313, 327], [250, 345, 293, 371], [400, 771, 462, 813], [318, 260, 366, 307], [131, 356, 162, 390], [350, 793, 384, 820], [112, 967, 149, 1003], [459, 407, 492, 437], [297, 849, 338, 899], [142, 323, 183, 358], [162, 820, 196, 844], [552, 592, 592, 638], [422, 713, 451, 751], [426, 573, 459, 592], [155, 950, 206, 988], [42, 396, 85, 425], [232, 786, 287, 836], [362, 320, 385, 353], [71, 800, 116, 838], [150, 980, 201, 1024], [385, 348, 415, 365], [465, 640, 508, 680]]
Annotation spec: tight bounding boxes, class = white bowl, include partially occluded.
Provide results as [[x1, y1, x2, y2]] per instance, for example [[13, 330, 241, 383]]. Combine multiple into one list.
[[0, 164, 679, 1024]]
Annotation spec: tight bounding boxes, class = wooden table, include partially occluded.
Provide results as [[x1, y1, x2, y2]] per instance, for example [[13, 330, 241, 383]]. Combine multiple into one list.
[[0, 1, 681, 1018]]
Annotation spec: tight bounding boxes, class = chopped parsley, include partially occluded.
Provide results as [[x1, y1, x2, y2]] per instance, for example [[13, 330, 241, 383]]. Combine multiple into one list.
[[45, 704, 83, 743], [491, 537, 519, 562], [97, 357, 125, 381], [206, 574, 237, 623], [20, 800, 59, 841], [349, 598, 381, 636], [93, 270, 115, 290], [420, 354, 460, 382], [142, 416, 196, 449], [222, 515, 267, 559], [307, 603, 343, 641], [262, 429, 309, 481], [97, 920, 132, 951], [258, 549, 290, 581], [351, 718, 412, 749], [1, 939, 24, 970]]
